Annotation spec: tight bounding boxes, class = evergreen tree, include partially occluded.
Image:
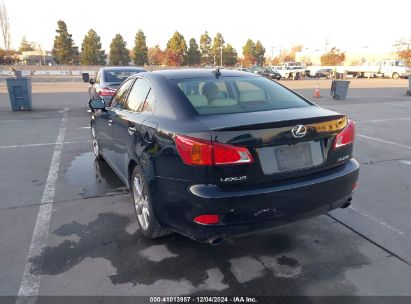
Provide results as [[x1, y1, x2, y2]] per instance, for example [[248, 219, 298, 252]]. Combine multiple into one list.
[[19, 36, 35, 52], [186, 38, 200, 66], [80, 29, 106, 65], [166, 31, 187, 66], [200, 31, 212, 65], [223, 43, 238, 66], [109, 34, 130, 66], [212, 33, 224, 66], [132, 29, 148, 66], [254, 40, 266, 66], [242, 39, 256, 67], [52, 20, 78, 64]]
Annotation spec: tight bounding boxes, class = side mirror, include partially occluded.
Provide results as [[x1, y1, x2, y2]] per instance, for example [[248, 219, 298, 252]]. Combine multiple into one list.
[[89, 98, 106, 110], [82, 72, 90, 83], [89, 78, 95, 85]]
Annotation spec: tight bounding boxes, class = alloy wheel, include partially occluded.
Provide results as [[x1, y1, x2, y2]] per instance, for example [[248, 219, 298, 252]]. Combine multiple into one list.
[[133, 174, 150, 230]]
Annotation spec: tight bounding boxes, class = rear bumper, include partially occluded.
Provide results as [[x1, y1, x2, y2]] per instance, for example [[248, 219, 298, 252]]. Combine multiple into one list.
[[153, 159, 359, 242]]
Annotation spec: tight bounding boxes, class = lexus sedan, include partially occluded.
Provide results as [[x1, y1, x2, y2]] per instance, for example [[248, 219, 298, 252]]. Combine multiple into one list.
[[88, 67, 146, 105], [89, 69, 359, 244]]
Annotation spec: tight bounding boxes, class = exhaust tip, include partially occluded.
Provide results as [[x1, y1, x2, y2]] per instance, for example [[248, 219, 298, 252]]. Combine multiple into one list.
[[208, 237, 225, 246], [340, 198, 352, 209]]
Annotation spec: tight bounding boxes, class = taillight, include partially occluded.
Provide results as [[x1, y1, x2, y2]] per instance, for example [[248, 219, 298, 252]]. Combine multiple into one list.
[[194, 214, 220, 225], [174, 135, 254, 166], [333, 120, 355, 149], [99, 87, 117, 96]]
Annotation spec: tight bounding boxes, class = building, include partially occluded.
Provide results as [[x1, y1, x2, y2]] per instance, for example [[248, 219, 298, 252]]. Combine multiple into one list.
[[295, 50, 397, 66], [19, 50, 55, 65]]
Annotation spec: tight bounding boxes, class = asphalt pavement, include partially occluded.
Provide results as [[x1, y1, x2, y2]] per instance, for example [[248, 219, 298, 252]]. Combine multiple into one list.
[[0, 78, 411, 303]]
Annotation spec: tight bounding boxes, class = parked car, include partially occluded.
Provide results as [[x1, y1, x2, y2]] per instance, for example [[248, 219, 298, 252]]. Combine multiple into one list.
[[315, 68, 333, 79], [258, 68, 282, 80], [85, 67, 146, 105], [88, 69, 359, 244]]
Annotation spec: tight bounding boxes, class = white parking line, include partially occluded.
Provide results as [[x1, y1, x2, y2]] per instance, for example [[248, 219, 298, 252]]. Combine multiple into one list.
[[357, 134, 411, 149], [349, 206, 405, 236], [15, 108, 69, 304], [399, 160, 411, 165], [0, 141, 85, 149]]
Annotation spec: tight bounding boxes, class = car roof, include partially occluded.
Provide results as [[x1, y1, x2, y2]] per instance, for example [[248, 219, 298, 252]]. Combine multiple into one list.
[[101, 66, 146, 72], [151, 68, 258, 80]]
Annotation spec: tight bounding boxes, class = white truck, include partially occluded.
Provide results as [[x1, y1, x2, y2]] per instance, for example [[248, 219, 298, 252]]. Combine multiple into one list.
[[273, 64, 308, 79], [343, 59, 411, 79]]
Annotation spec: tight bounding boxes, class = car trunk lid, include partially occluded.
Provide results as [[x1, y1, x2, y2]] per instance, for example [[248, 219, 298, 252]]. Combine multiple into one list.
[[195, 106, 350, 186]]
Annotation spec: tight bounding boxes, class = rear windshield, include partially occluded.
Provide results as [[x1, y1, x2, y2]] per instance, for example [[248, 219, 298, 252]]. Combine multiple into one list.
[[104, 70, 143, 83], [175, 76, 311, 115]]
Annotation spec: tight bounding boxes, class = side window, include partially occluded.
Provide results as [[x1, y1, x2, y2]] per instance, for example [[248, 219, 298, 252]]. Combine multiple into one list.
[[126, 78, 151, 112], [141, 89, 155, 112], [110, 79, 134, 109]]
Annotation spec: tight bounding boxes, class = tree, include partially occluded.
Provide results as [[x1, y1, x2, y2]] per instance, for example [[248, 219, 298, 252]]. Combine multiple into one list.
[[200, 31, 212, 65], [212, 33, 224, 66], [242, 39, 256, 67], [109, 34, 130, 66], [148, 44, 164, 66], [52, 20, 79, 64], [166, 31, 187, 66], [223, 44, 238, 66], [132, 29, 148, 66], [186, 38, 200, 66], [80, 29, 106, 65], [0, 1, 11, 51], [19, 37, 35, 52], [394, 39, 411, 66], [254, 40, 266, 66], [320, 47, 345, 66]]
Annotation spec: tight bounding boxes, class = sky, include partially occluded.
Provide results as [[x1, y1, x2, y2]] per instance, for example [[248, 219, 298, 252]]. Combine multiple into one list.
[[2, 0, 411, 56]]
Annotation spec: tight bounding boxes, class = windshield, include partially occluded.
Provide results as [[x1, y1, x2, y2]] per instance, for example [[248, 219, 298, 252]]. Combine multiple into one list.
[[175, 76, 311, 116], [395, 60, 405, 67], [104, 70, 143, 83]]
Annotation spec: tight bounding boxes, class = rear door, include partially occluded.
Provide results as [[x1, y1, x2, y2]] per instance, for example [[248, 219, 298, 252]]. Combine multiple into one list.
[[111, 78, 154, 180]]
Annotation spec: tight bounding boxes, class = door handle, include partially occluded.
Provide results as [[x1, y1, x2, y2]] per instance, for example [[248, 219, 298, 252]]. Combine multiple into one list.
[[128, 126, 137, 135], [108, 119, 113, 126]]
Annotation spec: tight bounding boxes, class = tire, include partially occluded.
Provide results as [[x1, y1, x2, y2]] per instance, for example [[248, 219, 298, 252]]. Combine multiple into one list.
[[91, 121, 103, 160], [131, 166, 171, 239], [392, 72, 399, 80]]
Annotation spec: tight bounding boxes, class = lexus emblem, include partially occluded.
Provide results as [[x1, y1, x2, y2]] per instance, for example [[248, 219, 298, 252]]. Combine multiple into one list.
[[291, 125, 307, 138]]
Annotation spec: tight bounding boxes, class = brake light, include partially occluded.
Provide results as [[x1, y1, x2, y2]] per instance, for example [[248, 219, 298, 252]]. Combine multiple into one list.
[[174, 135, 254, 166], [99, 87, 117, 96], [333, 120, 355, 149], [194, 214, 220, 225]]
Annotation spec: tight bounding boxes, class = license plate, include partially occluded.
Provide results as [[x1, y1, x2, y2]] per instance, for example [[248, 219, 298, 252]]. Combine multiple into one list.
[[275, 143, 313, 172]]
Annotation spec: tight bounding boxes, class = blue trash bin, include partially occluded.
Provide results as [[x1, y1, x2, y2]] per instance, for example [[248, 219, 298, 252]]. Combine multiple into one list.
[[6, 77, 33, 111], [331, 80, 350, 100]]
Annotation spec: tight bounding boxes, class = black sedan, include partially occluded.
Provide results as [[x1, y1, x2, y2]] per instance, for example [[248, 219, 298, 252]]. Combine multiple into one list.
[[315, 68, 333, 79], [87, 67, 146, 105], [89, 69, 359, 244], [258, 68, 282, 80]]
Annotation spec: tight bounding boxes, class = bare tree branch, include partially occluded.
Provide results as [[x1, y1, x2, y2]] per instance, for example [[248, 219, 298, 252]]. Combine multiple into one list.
[[0, 1, 11, 50]]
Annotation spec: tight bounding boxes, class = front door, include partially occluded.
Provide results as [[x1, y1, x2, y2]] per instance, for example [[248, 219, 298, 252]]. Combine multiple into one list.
[[111, 78, 154, 181]]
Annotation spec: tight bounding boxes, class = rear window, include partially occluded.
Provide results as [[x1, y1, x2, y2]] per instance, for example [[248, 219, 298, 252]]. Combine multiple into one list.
[[175, 76, 311, 115], [104, 69, 143, 83]]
